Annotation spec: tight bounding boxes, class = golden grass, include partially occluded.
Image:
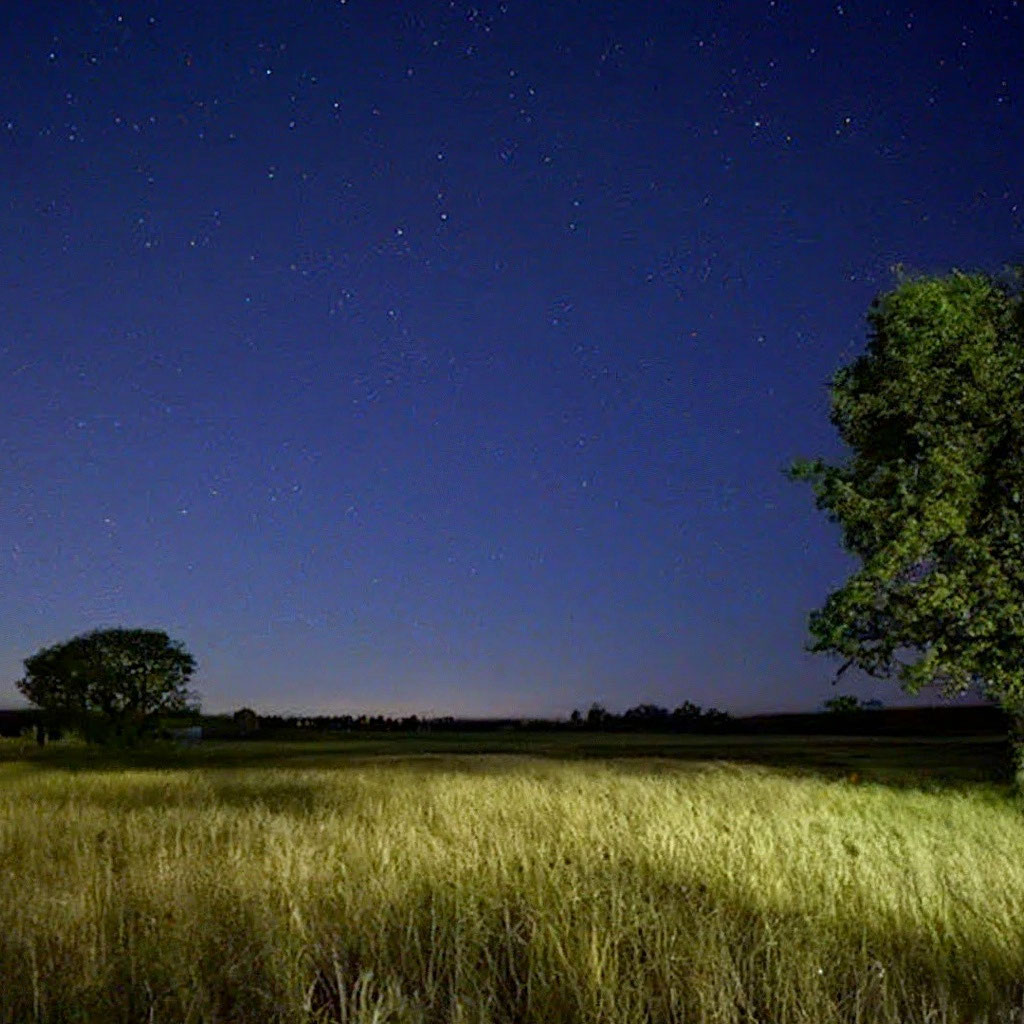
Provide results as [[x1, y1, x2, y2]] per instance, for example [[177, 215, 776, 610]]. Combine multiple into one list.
[[1, 746, 1022, 1023]]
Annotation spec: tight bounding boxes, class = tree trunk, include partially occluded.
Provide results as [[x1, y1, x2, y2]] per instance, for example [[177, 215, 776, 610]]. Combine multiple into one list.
[[1007, 707, 1024, 790]]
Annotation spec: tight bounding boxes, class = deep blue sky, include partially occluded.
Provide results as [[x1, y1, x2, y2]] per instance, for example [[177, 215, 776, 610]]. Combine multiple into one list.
[[2, 1, 1022, 717]]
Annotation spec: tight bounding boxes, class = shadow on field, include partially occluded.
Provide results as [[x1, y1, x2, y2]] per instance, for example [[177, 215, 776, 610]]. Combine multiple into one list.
[[298, 856, 1024, 1024], [0, 732, 1012, 792], [7, 844, 1022, 1024]]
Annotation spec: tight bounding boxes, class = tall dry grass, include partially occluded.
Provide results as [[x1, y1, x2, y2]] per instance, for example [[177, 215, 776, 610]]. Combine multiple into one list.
[[1, 748, 1022, 1023]]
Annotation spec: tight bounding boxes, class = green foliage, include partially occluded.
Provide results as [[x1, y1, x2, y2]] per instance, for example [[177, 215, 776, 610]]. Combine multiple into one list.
[[822, 696, 883, 713], [788, 269, 1024, 722], [823, 694, 863, 713], [17, 628, 199, 744]]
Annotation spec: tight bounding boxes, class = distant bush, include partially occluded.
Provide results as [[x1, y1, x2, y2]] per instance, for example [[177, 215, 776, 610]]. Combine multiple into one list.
[[823, 695, 884, 714]]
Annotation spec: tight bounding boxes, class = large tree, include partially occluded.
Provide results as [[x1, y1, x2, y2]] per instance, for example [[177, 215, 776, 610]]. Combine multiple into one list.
[[18, 627, 198, 744], [787, 269, 1024, 772]]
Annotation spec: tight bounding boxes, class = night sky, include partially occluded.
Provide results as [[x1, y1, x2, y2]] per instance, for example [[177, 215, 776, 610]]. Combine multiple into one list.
[[2, 1, 1022, 718]]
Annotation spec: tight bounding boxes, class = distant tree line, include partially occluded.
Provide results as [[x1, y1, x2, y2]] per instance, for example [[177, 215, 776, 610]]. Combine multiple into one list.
[[240, 711, 446, 734], [2, 701, 1010, 744], [217, 705, 735, 737], [568, 701, 732, 733]]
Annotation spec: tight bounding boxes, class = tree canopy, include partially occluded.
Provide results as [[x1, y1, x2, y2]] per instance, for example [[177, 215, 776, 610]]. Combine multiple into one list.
[[18, 627, 198, 743], [788, 268, 1024, 724]]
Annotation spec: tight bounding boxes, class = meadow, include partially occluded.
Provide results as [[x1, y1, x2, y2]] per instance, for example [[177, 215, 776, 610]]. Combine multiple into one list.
[[1, 731, 1022, 1024]]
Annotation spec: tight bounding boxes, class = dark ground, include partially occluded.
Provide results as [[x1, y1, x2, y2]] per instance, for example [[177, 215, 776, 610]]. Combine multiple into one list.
[[0, 729, 1011, 791]]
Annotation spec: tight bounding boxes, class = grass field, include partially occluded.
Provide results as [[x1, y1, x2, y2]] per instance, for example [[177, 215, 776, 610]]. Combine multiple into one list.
[[1, 732, 1022, 1023]]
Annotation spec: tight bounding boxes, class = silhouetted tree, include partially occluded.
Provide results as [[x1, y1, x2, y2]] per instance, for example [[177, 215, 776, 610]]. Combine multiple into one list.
[[700, 708, 731, 731], [788, 268, 1024, 778], [671, 701, 704, 730], [623, 703, 669, 720], [18, 628, 198, 745], [586, 702, 610, 727], [622, 704, 670, 730], [233, 707, 259, 735]]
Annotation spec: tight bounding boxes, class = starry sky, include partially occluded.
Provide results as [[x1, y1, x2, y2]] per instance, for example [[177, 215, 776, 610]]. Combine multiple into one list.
[[2, 1, 1022, 718]]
